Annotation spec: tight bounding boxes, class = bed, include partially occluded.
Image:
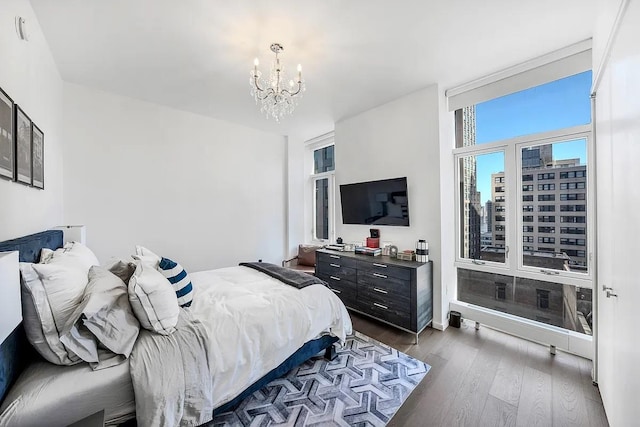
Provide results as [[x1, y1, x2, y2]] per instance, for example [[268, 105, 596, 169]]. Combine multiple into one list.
[[0, 230, 352, 426]]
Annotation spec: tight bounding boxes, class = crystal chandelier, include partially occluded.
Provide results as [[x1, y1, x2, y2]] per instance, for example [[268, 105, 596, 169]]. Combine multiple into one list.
[[250, 43, 305, 122]]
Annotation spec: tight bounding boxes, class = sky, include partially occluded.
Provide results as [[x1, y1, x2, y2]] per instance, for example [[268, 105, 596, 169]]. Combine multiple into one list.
[[474, 70, 592, 204]]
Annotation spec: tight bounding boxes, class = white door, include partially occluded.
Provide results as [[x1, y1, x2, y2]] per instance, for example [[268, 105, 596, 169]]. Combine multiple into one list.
[[595, 1, 640, 425]]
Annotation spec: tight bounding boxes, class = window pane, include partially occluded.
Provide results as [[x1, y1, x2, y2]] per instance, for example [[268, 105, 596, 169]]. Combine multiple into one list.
[[457, 269, 592, 335], [519, 139, 588, 273], [459, 151, 505, 262], [456, 71, 591, 147], [314, 178, 329, 240], [314, 145, 334, 173]]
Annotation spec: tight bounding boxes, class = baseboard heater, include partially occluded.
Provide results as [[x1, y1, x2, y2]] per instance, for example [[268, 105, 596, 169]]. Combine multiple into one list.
[[449, 301, 593, 360]]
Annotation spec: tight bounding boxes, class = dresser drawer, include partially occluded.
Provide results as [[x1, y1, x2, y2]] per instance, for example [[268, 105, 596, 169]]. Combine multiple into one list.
[[357, 271, 410, 298], [357, 260, 411, 281], [357, 292, 410, 330], [328, 287, 357, 308], [317, 262, 357, 281], [317, 252, 358, 268], [318, 274, 357, 307], [358, 284, 410, 314], [318, 273, 357, 294]]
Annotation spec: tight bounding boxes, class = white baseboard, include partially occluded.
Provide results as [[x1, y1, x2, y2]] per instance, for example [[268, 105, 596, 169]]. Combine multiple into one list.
[[450, 301, 593, 359], [432, 321, 447, 331]]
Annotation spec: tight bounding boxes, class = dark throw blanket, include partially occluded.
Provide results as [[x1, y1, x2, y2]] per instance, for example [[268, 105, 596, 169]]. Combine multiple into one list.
[[239, 262, 327, 289]]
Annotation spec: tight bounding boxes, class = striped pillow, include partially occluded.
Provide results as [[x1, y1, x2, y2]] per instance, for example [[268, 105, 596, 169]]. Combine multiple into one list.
[[158, 257, 194, 307]]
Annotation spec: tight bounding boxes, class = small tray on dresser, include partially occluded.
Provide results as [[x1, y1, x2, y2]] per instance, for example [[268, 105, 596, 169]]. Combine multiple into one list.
[[397, 252, 415, 262]]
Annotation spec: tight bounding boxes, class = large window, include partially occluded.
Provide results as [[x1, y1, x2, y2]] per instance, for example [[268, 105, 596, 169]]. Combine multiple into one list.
[[308, 136, 335, 242], [454, 68, 593, 336]]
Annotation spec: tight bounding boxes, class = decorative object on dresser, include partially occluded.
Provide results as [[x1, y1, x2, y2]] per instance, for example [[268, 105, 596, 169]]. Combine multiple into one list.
[[389, 245, 398, 258], [316, 249, 433, 344], [354, 246, 382, 256], [415, 239, 429, 262]]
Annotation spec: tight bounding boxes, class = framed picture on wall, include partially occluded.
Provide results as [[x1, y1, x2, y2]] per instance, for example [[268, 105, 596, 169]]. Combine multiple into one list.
[[31, 123, 44, 189], [0, 87, 14, 181], [14, 105, 32, 185]]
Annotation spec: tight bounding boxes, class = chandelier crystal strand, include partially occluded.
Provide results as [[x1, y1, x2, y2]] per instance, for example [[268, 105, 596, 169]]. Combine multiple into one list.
[[250, 43, 305, 122]]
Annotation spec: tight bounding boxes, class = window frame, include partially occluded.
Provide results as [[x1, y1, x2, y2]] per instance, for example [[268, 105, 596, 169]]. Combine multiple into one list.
[[306, 134, 335, 244], [454, 124, 594, 288], [454, 143, 510, 269], [515, 127, 593, 286]]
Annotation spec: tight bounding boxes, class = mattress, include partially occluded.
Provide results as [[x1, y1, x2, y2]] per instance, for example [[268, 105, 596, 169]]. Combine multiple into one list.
[[0, 358, 134, 426]]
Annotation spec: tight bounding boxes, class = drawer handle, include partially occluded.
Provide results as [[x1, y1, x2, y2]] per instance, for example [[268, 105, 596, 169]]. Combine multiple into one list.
[[330, 255, 340, 259], [330, 263, 341, 268], [373, 273, 387, 279], [330, 276, 341, 281], [373, 302, 388, 310], [330, 288, 342, 294], [373, 263, 387, 268], [373, 287, 388, 294]]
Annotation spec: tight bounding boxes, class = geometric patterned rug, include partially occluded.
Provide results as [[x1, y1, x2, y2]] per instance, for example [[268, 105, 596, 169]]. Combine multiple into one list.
[[211, 332, 430, 426]]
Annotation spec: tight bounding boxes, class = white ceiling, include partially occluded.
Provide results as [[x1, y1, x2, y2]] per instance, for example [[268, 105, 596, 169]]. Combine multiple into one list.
[[29, 0, 594, 140]]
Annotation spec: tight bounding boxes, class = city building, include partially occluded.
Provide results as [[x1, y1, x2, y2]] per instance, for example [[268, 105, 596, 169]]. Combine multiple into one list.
[[487, 147, 587, 270], [483, 200, 493, 234], [456, 105, 481, 259]]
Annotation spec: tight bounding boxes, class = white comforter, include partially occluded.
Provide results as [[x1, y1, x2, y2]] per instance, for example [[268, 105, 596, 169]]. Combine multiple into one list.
[[131, 265, 352, 426]]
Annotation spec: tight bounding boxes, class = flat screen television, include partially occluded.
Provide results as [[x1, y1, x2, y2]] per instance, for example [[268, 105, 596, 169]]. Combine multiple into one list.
[[339, 177, 410, 226]]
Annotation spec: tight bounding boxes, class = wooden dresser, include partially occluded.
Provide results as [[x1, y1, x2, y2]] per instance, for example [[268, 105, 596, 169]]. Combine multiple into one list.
[[316, 249, 433, 343]]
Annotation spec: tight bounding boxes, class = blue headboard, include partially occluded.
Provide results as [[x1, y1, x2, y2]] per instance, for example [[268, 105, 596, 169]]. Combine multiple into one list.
[[0, 230, 64, 404]]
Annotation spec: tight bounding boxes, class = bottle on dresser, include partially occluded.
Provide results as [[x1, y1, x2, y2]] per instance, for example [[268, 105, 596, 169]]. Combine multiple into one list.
[[416, 240, 429, 262]]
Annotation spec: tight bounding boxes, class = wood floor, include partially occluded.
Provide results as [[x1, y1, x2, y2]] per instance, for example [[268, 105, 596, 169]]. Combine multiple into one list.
[[349, 312, 609, 427]]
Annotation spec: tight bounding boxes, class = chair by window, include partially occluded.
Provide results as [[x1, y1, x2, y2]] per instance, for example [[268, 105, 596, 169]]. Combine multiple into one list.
[[282, 244, 323, 274]]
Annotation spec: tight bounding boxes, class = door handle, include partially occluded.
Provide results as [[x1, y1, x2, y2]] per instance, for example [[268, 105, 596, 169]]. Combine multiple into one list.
[[602, 286, 618, 298]]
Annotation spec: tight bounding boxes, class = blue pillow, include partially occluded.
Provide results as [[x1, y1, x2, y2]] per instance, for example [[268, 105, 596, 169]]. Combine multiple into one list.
[[158, 257, 193, 308]]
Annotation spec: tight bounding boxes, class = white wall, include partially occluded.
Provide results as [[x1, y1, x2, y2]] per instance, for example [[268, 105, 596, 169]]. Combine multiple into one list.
[[285, 134, 307, 257], [0, 0, 64, 241], [63, 83, 287, 272], [437, 86, 456, 330], [334, 86, 447, 328]]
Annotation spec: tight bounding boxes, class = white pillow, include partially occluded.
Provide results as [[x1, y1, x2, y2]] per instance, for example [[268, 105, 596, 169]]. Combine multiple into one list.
[[134, 245, 161, 268], [19, 263, 81, 365], [31, 262, 90, 340], [43, 242, 99, 272], [128, 261, 179, 335], [59, 266, 140, 369], [39, 248, 54, 263]]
